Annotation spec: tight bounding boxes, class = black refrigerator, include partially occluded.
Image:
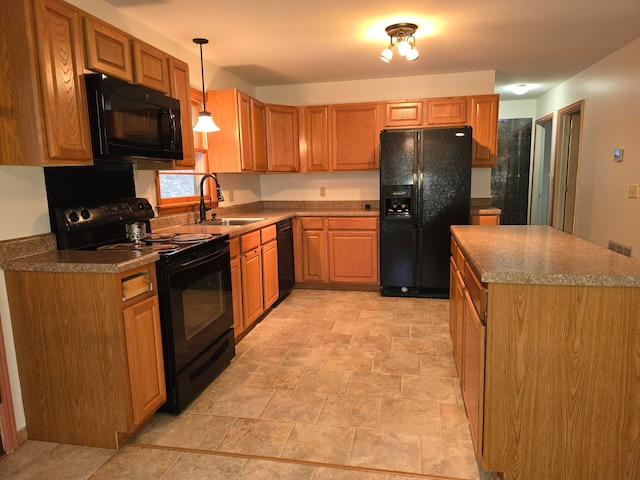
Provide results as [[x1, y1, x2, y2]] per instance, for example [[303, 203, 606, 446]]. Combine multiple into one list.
[[379, 126, 472, 298]]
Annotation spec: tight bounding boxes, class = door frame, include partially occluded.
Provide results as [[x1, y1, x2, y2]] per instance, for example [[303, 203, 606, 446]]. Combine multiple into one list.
[[529, 114, 554, 225], [551, 100, 584, 233], [0, 314, 19, 453]]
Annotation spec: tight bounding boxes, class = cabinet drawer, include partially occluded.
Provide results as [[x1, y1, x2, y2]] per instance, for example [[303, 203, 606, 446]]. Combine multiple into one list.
[[121, 270, 153, 302], [261, 224, 277, 243], [301, 217, 324, 230], [327, 217, 378, 230], [240, 230, 261, 253], [464, 262, 487, 322], [450, 237, 465, 271]]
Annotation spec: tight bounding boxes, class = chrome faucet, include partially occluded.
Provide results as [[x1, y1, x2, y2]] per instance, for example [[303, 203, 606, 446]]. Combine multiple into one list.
[[199, 174, 224, 223]]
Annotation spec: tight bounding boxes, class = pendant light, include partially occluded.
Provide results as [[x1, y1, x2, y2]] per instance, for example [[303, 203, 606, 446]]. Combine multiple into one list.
[[192, 38, 220, 133]]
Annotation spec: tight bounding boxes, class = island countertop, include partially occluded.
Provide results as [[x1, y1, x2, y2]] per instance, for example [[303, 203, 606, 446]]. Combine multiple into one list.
[[451, 225, 640, 287]]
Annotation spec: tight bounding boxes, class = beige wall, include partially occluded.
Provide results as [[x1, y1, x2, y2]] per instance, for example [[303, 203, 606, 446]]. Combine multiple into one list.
[[535, 37, 640, 255]]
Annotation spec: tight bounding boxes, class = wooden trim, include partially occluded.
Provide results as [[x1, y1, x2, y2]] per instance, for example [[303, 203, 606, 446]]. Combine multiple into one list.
[[0, 314, 19, 452]]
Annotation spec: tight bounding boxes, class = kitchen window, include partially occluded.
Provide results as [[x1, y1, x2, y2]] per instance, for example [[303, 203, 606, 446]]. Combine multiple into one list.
[[156, 150, 215, 214]]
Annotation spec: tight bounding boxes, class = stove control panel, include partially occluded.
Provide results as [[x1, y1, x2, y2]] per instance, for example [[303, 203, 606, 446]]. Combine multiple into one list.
[[55, 198, 154, 232]]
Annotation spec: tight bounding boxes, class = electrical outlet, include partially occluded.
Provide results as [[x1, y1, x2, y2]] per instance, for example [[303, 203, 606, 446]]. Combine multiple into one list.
[[628, 184, 638, 199], [320, 187, 326, 197], [228, 190, 234, 202]]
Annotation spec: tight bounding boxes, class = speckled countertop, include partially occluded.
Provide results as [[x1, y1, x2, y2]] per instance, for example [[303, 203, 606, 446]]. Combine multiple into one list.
[[0, 202, 378, 273], [451, 225, 640, 287]]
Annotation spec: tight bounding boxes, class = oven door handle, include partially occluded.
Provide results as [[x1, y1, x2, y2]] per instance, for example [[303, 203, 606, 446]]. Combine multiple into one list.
[[168, 248, 229, 275]]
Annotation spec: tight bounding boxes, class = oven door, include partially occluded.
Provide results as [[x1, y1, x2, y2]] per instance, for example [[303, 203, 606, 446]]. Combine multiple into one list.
[[164, 246, 233, 372]]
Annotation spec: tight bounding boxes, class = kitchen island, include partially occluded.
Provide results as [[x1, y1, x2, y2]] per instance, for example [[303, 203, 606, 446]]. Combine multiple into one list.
[[450, 225, 640, 480]]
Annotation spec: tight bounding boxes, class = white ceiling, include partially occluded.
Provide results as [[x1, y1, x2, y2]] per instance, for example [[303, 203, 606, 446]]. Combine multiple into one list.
[[105, 0, 640, 100]]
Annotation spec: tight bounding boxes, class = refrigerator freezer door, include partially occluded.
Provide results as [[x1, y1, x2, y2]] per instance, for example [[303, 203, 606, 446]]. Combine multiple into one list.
[[417, 127, 472, 293]]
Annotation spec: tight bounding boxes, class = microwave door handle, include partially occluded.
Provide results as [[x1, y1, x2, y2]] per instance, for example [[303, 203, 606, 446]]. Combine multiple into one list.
[[158, 109, 176, 151]]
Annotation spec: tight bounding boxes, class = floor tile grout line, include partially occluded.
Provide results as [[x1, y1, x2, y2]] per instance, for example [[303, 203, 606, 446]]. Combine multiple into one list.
[[126, 442, 477, 480]]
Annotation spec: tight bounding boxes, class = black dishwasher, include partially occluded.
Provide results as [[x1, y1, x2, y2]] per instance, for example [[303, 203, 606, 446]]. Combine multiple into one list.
[[275, 218, 295, 303]]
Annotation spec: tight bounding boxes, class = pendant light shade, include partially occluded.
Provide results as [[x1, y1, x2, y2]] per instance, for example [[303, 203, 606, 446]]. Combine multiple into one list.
[[192, 38, 220, 133]]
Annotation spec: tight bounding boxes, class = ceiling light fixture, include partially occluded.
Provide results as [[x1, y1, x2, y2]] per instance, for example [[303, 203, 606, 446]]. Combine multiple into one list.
[[511, 84, 531, 95], [192, 38, 220, 133], [379, 23, 419, 63]]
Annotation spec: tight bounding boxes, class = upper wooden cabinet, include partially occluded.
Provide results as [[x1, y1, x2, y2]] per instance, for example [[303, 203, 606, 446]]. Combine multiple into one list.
[[266, 104, 300, 172], [425, 97, 467, 125], [0, 0, 93, 166], [299, 106, 331, 172], [250, 98, 268, 172], [84, 15, 170, 94], [383, 101, 424, 128], [207, 89, 263, 173], [330, 102, 382, 171], [169, 57, 195, 168], [469, 94, 499, 167], [132, 40, 170, 94], [83, 15, 134, 83]]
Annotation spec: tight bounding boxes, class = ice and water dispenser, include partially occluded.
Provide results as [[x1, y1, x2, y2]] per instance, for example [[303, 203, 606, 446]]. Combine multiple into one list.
[[382, 185, 413, 218]]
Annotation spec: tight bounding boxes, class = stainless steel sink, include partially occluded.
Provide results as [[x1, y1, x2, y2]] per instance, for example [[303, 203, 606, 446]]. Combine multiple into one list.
[[199, 217, 266, 226]]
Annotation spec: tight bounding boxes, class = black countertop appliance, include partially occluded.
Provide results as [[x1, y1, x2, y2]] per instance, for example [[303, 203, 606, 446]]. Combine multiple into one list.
[[379, 126, 472, 298]]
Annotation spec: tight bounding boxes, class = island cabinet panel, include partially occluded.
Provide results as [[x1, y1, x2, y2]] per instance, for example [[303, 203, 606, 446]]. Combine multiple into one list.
[[330, 102, 382, 171], [483, 283, 640, 479], [451, 225, 640, 479], [5, 264, 165, 449]]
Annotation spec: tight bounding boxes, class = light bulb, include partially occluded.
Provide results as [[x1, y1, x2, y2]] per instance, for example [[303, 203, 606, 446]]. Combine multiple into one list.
[[379, 48, 393, 63], [397, 38, 410, 57], [193, 111, 220, 132], [406, 46, 419, 61]]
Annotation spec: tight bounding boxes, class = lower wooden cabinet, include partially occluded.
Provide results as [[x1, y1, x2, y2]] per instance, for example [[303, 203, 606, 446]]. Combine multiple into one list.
[[471, 214, 500, 225], [236, 225, 279, 337], [229, 238, 244, 338], [327, 218, 378, 283], [4, 263, 165, 448], [296, 216, 378, 286]]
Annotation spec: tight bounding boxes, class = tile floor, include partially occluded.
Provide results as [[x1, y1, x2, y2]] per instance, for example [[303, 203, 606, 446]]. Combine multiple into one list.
[[0, 289, 491, 480]]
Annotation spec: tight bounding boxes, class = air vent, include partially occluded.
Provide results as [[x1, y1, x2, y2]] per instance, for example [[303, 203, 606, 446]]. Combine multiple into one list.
[[608, 240, 632, 257]]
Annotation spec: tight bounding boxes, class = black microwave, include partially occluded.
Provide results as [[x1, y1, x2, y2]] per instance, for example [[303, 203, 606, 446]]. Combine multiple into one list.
[[84, 73, 183, 162]]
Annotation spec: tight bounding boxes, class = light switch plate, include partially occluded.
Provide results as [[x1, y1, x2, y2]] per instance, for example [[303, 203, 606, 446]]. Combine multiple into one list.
[[614, 148, 624, 162], [628, 184, 638, 198]]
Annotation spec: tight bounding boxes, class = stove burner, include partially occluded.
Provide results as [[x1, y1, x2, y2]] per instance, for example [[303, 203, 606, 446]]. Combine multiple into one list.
[[171, 234, 214, 244], [146, 233, 177, 242], [97, 243, 181, 254]]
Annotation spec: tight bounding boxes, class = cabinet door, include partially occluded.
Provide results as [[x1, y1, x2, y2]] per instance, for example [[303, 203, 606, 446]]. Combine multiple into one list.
[[384, 101, 423, 128], [132, 40, 170, 94], [425, 97, 467, 125], [266, 104, 300, 172], [450, 258, 465, 378], [122, 295, 166, 427], [300, 106, 330, 172], [330, 102, 382, 171], [34, 0, 93, 164], [238, 91, 254, 172], [262, 240, 279, 308], [327, 230, 378, 283], [230, 255, 244, 338], [169, 57, 195, 168], [83, 15, 134, 82], [251, 98, 268, 172], [301, 229, 326, 282], [462, 290, 486, 459], [469, 95, 499, 167], [241, 248, 264, 326]]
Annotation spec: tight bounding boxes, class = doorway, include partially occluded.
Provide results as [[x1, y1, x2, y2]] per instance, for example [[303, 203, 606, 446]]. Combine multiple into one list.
[[552, 101, 584, 233], [530, 115, 553, 224]]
